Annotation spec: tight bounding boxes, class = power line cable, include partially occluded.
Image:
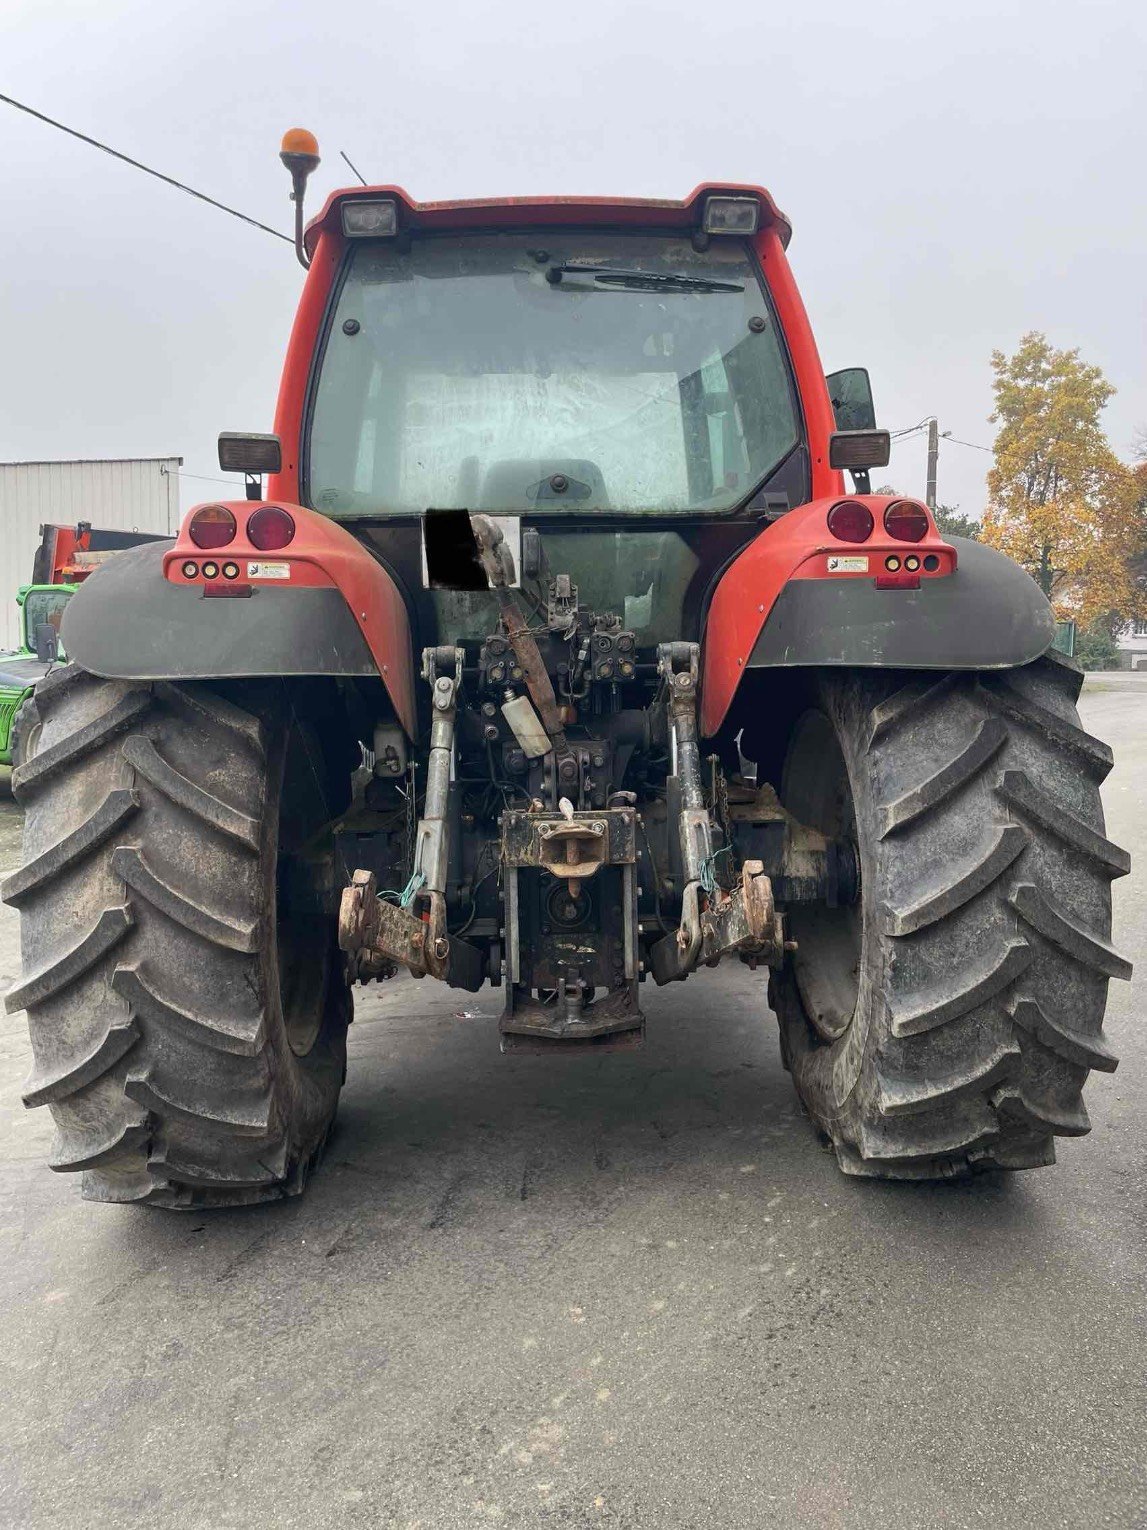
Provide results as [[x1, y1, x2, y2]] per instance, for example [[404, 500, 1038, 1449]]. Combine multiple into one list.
[[889, 420, 931, 438], [888, 423, 994, 454], [171, 468, 245, 488], [0, 91, 292, 244], [340, 150, 368, 186]]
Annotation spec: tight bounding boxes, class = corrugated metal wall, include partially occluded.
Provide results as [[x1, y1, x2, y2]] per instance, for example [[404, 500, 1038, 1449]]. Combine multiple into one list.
[[0, 458, 181, 651]]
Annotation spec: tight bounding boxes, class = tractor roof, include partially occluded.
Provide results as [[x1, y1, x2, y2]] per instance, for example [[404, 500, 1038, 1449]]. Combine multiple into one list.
[[304, 183, 792, 260]]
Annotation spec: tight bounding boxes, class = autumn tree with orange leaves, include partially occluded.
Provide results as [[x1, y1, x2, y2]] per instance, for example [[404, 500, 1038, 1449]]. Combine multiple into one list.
[[980, 333, 1145, 630]]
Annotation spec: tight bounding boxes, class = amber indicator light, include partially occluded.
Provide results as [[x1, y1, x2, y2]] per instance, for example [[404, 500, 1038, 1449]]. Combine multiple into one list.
[[188, 505, 237, 550]]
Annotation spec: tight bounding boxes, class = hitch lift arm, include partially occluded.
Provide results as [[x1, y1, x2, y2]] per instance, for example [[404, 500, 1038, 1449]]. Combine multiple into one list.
[[338, 646, 484, 991], [650, 643, 785, 984]]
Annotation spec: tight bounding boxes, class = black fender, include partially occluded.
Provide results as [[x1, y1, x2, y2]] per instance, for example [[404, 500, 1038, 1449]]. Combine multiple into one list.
[[61, 542, 380, 683], [747, 537, 1055, 671]]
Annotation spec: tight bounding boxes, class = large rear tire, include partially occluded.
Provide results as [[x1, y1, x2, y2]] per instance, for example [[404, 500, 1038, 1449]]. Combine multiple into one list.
[[3, 665, 352, 1207], [770, 652, 1131, 1179]]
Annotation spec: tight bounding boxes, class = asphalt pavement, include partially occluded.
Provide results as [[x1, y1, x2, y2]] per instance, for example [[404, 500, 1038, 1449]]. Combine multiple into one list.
[[1, 676, 1144, 1529]]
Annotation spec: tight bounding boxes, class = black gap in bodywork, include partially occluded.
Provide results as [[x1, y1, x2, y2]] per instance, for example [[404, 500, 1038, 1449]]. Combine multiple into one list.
[[423, 509, 487, 591]]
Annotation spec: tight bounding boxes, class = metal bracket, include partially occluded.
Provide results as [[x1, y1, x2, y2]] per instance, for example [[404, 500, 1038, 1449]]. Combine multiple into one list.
[[652, 642, 709, 979], [649, 643, 786, 985], [499, 980, 644, 1051], [650, 859, 784, 984], [339, 868, 439, 979], [422, 645, 463, 689], [700, 859, 784, 964], [547, 572, 579, 635], [339, 646, 483, 991]]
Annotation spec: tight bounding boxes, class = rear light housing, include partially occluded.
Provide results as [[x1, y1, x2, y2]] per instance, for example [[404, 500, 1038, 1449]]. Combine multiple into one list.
[[827, 500, 874, 543], [188, 505, 236, 549], [884, 500, 930, 543], [829, 430, 892, 470], [246, 506, 296, 551], [218, 431, 282, 475], [701, 195, 760, 235], [341, 199, 398, 238]]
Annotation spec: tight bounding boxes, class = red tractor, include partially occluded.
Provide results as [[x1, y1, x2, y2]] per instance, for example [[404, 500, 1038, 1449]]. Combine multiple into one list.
[[4, 134, 1130, 1207]]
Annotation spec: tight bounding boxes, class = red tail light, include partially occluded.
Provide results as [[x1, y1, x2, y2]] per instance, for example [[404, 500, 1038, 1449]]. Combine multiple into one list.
[[247, 506, 296, 551], [188, 505, 236, 549], [827, 500, 874, 543], [884, 500, 929, 543]]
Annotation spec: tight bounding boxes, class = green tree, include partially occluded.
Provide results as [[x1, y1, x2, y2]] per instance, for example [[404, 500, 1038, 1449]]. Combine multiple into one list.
[[1074, 622, 1120, 671], [932, 505, 980, 540], [980, 332, 1142, 626]]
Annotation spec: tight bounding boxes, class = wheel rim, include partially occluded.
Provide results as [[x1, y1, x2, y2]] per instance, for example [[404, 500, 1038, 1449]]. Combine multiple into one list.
[[275, 722, 339, 1058], [781, 709, 863, 1043]]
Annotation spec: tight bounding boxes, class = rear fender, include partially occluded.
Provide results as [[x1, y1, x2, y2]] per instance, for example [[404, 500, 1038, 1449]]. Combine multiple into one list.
[[700, 496, 1054, 737], [61, 500, 416, 737]]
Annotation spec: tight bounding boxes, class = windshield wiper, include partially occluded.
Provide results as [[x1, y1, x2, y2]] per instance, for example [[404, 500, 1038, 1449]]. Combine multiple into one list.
[[544, 264, 743, 294]]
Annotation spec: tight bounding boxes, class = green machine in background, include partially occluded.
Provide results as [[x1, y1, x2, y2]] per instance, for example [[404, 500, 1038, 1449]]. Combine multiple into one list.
[[1, 524, 168, 772], [0, 583, 74, 770], [1052, 620, 1077, 658]]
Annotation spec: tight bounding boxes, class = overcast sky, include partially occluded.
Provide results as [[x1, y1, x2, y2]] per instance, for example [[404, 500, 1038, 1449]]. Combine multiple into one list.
[[3, 0, 1144, 518]]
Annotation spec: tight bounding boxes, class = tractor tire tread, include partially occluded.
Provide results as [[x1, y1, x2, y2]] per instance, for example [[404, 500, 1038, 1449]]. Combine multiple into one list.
[[4, 665, 346, 1208], [775, 653, 1130, 1180]]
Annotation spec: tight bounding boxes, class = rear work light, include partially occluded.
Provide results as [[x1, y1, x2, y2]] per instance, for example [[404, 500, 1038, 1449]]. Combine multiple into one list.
[[827, 500, 874, 543], [188, 505, 236, 549], [829, 430, 892, 470], [218, 431, 282, 475], [884, 500, 930, 543], [246, 506, 296, 551], [701, 196, 760, 235], [341, 200, 398, 238]]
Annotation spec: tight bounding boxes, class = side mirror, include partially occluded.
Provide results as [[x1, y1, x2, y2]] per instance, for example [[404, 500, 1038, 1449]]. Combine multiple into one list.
[[34, 623, 59, 665], [826, 367, 877, 432]]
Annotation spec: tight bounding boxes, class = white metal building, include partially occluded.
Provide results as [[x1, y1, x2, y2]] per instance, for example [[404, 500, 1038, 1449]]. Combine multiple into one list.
[[1116, 619, 1147, 670], [0, 457, 181, 651]]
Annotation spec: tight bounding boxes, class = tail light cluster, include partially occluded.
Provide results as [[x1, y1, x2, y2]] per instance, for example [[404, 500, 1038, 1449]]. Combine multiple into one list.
[[187, 503, 296, 552], [182, 504, 297, 582], [827, 498, 933, 545], [826, 498, 941, 576], [184, 501, 296, 578]]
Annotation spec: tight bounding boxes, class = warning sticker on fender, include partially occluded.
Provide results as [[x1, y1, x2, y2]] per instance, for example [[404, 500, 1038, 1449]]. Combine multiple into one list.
[[826, 555, 869, 573], [247, 561, 290, 580]]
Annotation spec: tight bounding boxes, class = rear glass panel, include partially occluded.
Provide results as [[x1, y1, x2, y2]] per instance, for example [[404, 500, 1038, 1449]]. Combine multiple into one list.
[[307, 232, 800, 517]]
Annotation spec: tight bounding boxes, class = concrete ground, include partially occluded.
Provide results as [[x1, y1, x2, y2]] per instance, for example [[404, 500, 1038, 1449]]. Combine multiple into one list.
[[0, 677, 1143, 1530]]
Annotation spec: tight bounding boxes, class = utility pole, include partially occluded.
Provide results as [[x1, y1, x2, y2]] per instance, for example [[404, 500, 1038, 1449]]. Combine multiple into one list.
[[925, 417, 939, 510]]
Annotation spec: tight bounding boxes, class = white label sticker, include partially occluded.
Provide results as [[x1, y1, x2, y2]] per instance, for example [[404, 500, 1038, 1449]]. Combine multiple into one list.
[[826, 555, 869, 574], [247, 561, 290, 580]]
